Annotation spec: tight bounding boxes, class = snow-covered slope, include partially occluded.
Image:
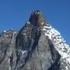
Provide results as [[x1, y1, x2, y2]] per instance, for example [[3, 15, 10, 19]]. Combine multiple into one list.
[[42, 23, 70, 70]]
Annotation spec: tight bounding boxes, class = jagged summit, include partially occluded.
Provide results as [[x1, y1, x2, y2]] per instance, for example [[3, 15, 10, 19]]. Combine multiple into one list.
[[29, 10, 46, 27], [0, 10, 70, 70]]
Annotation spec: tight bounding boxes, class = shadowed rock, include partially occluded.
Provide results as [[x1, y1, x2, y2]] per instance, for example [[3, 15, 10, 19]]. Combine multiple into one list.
[[29, 10, 46, 27], [15, 10, 61, 70]]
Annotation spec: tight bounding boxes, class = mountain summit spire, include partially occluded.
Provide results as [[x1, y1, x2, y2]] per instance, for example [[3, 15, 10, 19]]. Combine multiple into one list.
[[29, 10, 46, 27]]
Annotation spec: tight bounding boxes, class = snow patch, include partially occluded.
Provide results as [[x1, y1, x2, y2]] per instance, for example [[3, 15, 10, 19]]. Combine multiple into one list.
[[42, 24, 70, 65]]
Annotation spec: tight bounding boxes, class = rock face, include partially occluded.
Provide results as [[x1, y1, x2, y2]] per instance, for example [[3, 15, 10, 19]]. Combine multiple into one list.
[[0, 10, 70, 70], [0, 30, 17, 70]]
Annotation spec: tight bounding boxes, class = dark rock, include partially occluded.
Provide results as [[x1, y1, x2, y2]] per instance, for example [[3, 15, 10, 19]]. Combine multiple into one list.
[[15, 10, 61, 70]]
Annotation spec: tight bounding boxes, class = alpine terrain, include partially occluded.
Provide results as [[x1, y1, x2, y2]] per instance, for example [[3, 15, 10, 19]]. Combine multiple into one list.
[[0, 10, 70, 70]]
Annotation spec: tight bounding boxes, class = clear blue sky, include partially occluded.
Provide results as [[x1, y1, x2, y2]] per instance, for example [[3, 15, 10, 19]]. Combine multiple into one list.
[[0, 0, 70, 43]]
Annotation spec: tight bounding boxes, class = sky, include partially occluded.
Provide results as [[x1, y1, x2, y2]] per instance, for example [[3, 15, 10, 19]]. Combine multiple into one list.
[[0, 0, 70, 43]]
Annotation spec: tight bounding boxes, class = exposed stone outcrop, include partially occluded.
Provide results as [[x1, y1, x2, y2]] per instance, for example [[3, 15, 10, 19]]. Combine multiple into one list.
[[0, 10, 70, 70]]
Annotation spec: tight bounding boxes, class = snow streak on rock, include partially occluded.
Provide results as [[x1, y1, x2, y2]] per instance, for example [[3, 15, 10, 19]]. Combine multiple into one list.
[[42, 23, 70, 70]]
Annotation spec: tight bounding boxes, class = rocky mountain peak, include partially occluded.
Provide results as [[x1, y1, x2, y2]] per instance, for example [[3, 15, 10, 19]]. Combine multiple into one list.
[[0, 10, 70, 70], [29, 10, 46, 27]]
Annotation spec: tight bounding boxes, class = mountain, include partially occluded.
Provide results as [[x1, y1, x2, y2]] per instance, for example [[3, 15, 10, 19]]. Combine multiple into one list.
[[0, 10, 70, 70]]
